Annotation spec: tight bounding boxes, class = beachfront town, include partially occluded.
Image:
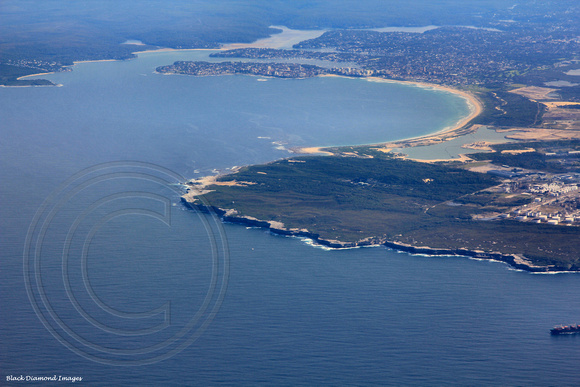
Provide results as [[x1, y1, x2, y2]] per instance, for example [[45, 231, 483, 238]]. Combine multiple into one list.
[[156, 60, 373, 78], [212, 23, 580, 86]]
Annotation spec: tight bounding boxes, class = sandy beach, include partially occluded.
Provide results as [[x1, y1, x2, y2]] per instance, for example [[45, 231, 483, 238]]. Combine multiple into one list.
[[16, 72, 56, 80], [132, 47, 212, 55], [14, 60, 117, 82], [13, 26, 483, 156], [72, 59, 118, 65], [295, 76, 483, 155], [317, 74, 483, 128], [11, 48, 214, 82], [364, 77, 483, 139]]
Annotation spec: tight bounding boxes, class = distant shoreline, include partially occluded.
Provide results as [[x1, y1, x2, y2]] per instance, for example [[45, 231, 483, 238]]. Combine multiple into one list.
[[11, 25, 483, 151], [72, 59, 119, 64], [11, 60, 119, 86], [17, 72, 56, 80], [15, 50, 483, 153]]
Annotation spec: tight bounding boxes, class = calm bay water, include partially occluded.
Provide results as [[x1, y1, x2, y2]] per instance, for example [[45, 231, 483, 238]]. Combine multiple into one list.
[[1, 50, 580, 386]]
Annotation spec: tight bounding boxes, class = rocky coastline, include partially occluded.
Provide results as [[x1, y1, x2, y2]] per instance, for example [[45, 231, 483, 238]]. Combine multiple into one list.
[[181, 198, 570, 273]]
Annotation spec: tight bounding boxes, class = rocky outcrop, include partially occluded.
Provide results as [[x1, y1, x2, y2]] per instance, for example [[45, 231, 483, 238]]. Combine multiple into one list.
[[381, 241, 560, 272], [181, 198, 575, 273]]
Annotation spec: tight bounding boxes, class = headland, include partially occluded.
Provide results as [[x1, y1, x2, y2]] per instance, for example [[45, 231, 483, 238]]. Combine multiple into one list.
[[182, 142, 580, 272], [170, 24, 580, 272]]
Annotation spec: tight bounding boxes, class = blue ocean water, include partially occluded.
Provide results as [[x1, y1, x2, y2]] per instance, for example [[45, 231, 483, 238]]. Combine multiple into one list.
[[1, 50, 579, 386]]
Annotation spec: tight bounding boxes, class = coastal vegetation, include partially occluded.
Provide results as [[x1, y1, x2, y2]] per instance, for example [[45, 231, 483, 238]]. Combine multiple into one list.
[[470, 89, 546, 128], [293, 26, 579, 86], [185, 153, 580, 271], [0, 64, 55, 86], [2, 0, 578, 87], [4, 1, 580, 270], [180, 15, 578, 128]]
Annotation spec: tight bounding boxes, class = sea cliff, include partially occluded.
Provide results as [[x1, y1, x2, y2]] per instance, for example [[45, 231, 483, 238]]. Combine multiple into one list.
[[181, 198, 571, 273]]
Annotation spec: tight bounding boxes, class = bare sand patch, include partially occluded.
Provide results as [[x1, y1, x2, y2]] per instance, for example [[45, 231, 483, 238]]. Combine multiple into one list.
[[503, 128, 580, 141], [372, 147, 393, 153], [543, 101, 580, 108], [466, 163, 497, 173], [501, 148, 536, 155], [509, 86, 559, 101], [294, 147, 334, 155], [462, 141, 495, 151], [404, 153, 472, 163]]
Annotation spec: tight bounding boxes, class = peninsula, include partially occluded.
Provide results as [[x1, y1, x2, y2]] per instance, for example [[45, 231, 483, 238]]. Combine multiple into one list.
[[174, 23, 580, 272], [155, 61, 371, 78], [4, 2, 579, 270], [183, 139, 580, 272]]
